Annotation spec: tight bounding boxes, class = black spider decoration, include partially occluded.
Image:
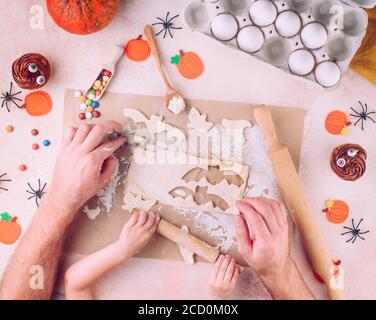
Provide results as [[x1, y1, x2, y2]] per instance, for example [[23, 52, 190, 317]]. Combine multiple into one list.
[[341, 218, 369, 244], [350, 101, 376, 131], [152, 11, 182, 39], [26, 179, 47, 207], [1, 82, 22, 112], [0, 172, 11, 192]]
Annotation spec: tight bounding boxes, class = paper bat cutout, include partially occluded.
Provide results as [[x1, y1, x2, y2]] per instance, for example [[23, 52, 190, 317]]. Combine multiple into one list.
[[169, 185, 230, 211], [182, 165, 244, 187]]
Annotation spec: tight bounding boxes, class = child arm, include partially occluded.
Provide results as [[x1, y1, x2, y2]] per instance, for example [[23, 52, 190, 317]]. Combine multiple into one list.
[[64, 211, 160, 300]]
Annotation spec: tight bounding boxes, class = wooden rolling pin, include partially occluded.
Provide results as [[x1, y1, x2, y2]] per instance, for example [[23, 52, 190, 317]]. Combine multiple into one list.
[[157, 219, 219, 263], [134, 209, 220, 263], [254, 106, 345, 300]]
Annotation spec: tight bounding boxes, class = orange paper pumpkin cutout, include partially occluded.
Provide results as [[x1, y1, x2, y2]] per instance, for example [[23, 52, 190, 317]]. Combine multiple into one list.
[[325, 111, 351, 136], [171, 50, 204, 79], [0, 213, 21, 245], [125, 35, 151, 62], [322, 199, 349, 224], [22, 91, 52, 116]]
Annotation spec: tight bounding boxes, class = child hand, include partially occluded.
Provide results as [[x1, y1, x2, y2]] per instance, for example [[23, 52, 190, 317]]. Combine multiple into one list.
[[116, 210, 160, 259], [209, 255, 239, 299]]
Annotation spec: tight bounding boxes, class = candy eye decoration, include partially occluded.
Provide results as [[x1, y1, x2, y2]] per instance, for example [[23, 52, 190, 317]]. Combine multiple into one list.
[[347, 149, 358, 157], [336, 158, 346, 168], [28, 63, 38, 73], [36, 76, 46, 85]]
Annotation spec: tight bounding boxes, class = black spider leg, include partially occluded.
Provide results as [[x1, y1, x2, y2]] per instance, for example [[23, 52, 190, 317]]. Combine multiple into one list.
[[350, 107, 365, 130], [1, 97, 10, 112], [0, 173, 11, 190]]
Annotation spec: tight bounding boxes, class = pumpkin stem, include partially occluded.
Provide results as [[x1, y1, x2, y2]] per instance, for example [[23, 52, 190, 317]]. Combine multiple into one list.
[[322, 208, 328, 213], [179, 50, 185, 56], [346, 121, 352, 126], [137, 35, 143, 40], [11, 217, 17, 223]]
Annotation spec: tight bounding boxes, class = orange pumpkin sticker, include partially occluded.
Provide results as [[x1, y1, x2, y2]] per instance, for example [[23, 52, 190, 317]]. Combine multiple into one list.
[[125, 35, 151, 62], [322, 199, 349, 224], [325, 111, 351, 136], [22, 91, 52, 116], [0, 212, 21, 245], [171, 50, 204, 80]]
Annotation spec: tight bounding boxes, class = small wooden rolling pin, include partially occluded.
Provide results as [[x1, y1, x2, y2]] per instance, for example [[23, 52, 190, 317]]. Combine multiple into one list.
[[157, 219, 220, 263], [254, 106, 345, 300], [134, 209, 220, 263]]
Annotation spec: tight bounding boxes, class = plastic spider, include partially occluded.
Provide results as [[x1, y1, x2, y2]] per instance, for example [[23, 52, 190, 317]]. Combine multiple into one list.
[[26, 179, 47, 207], [350, 101, 376, 131], [1, 82, 22, 112], [152, 11, 182, 39], [0, 173, 11, 192], [341, 218, 369, 244]]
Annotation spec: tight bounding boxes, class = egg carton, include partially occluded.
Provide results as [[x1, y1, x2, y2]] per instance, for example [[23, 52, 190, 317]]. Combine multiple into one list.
[[184, 0, 376, 88]]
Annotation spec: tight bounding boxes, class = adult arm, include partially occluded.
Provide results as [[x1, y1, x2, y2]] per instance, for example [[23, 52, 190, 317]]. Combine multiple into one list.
[[0, 121, 126, 300], [235, 197, 314, 300]]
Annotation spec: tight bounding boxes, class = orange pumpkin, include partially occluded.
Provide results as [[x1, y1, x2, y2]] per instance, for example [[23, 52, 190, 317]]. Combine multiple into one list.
[[0, 213, 21, 245], [46, 0, 120, 35], [125, 35, 151, 62], [325, 111, 351, 135], [171, 50, 204, 80], [22, 91, 52, 116], [322, 199, 349, 224]]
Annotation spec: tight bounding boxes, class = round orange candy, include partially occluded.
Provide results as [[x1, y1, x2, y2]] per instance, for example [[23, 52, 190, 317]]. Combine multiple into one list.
[[5, 125, 14, 133], [19, 164, 27, 171], [125, 35, 151, 62]]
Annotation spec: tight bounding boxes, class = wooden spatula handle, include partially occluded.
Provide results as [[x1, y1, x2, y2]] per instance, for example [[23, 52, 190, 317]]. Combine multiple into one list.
[[144, 25, 173, 91]]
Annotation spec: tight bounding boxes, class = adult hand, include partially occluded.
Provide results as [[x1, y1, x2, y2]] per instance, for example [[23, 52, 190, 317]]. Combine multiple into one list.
[[47, 121, 127, 214], [234, 197, 289, 282]]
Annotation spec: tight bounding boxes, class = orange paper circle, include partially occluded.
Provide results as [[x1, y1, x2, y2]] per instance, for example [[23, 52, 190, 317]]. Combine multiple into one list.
[[23, 91, 52, 116]]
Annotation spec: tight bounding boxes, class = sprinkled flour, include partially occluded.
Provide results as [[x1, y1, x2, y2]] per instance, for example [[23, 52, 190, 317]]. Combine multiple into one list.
[[97, 163, 120, 214]]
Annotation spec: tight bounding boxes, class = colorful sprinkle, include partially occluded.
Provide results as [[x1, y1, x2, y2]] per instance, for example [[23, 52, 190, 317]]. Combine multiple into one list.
[[86, 106, 94, 113], [19, 164, 27, 171], [32, 143, 39, 150], [85, 112, 93, 119], [85, 99, 93, 106], [87, 94, 96, 100], [80, 95, 87, 103], [103, 75, 110, 82], [5, 125, 14, 133], [92, 101, 99, 108], [94, 80, 102, 87], [79, 113, 86, 120], [42, 139, 50, 147], [31, 129, 39, 136], [80, 103, 87, 110], [74, 90, 82, 98], [88, 89, 96, 95]]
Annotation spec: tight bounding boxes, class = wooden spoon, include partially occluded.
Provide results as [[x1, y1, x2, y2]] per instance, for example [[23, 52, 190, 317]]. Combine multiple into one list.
[[144, 25, 186, 114]]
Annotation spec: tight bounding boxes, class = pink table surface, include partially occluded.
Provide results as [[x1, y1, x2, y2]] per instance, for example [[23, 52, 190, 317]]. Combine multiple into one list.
[[1, 0, 376, 299]]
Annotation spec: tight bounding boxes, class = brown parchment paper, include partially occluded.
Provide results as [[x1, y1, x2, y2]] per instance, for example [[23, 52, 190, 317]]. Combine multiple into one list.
[[63, 89, 305, 264]]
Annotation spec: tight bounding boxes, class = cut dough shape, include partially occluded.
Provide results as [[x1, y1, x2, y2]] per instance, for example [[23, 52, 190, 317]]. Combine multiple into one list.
[[188, 107, 214, 132], [222, 119, 252, 131], [124, 108, 186, 147], [122, 192, 157, 213], [178, 225, 195, 264], [125, 147, 249, 214]]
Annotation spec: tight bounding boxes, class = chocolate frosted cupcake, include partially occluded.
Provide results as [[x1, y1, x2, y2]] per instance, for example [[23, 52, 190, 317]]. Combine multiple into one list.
[[330, 144, 367, 181], [12, 53, 51, 90]]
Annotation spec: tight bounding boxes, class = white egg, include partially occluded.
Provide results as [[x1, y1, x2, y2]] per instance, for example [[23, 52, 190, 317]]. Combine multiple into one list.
[[314, 61, 341, 87], [237, 26, 265, 53], [249, 0, 277, 27], [288, 49, 315, 76], [211, 13, 239, 41], [301, 22, 328, 49], [275, 10, 302, 38]]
